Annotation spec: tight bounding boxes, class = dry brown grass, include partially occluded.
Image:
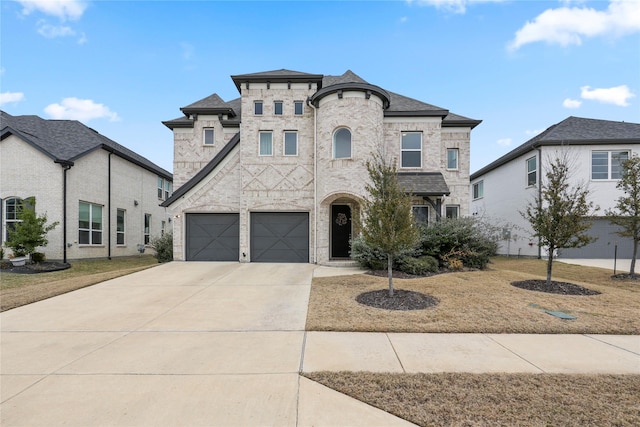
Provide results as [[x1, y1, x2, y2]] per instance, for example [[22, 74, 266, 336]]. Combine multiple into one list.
[[304, 372, 640, 427], [306, 257, 640, 334], [0, 256, 158, 311]]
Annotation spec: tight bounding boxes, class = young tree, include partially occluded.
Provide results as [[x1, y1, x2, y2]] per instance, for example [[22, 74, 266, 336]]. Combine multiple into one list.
[[605, 155, 640, 276], [361, 153, 420, 296], [5, 201, 58, 259], [521, 154, 598, 285]]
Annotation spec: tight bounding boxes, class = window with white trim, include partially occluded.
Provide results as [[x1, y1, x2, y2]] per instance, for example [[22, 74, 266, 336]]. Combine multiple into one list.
[[274, 101, 283, 115], [284, 131, 298, 156], [4, 197, 23, 242], [254, 101, 263, 115], [161, 220, 166, 236], [473, 180, 484, 200], [412, 205, 429, 226], [445, 205, 459, 219], [144, 213, 151, 244], [259, 131, 273, 156], [333, 128, 351, 159], [447, 148, 458, 170], [294, 101, 303, 115], [79, 201, 103, 245], [164, 180, 172, 200], [116, 209, 126, 245], [526, 156, 537, 186], [401, 132, 422, 168], [592, 150, 629, 180], [157, 177, 164, 199], [204, 128, 214, 145]]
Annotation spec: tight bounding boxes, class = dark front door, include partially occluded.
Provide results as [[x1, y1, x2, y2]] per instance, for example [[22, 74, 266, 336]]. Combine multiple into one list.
[[331, 205, 352, 258]]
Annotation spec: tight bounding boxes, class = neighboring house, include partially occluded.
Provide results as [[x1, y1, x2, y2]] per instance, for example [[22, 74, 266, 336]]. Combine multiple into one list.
[[162, 69, 481, 263], [470, 116, 640, 259], [1, 111, 173, 262]]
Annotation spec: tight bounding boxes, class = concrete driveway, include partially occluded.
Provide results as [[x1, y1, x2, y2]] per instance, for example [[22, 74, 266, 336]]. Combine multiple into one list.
[[1, 262, 412, 427]]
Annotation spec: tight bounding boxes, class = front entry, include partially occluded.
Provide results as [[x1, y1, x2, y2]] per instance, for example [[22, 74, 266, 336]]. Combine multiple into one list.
[[331, 204, 352, 258]]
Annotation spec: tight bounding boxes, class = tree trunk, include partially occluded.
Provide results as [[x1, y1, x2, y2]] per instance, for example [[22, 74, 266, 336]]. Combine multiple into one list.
[[388, 254, 394, 297], [546, 247, 554, 286], [631, 238, 638, 276]]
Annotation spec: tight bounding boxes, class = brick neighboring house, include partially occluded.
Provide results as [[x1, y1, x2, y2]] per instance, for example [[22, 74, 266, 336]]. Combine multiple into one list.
[[1, 111, 173, 261], [162, 69, 481, 263], [470, 116, 640, 259]]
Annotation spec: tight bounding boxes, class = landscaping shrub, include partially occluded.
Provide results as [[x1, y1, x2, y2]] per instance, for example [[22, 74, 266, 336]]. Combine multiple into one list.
[[350, 236, 388, 270], [420, 217, 498, 269], [31, 252, 46, 263], [398, 255, 439, 275], [150, 232, 173, 263]]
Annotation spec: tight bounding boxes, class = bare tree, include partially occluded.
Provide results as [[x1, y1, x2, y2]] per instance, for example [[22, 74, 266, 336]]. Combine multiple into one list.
[[521, 154, 598, 285]]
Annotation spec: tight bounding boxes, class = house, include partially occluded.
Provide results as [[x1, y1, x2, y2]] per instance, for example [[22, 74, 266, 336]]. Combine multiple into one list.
[[0, 111, 173, 262], [470, 116, 640, 259], [162, 69, 481, 263]]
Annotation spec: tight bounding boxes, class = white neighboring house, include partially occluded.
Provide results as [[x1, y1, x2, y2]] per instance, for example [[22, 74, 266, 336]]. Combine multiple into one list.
[[470, 116, 640, 259], [1, 111, 173, 262], [162, 69, 481, 264]]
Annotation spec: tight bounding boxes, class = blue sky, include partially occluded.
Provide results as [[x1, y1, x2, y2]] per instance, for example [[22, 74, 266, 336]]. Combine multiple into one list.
[[2, 0, 639, 174]]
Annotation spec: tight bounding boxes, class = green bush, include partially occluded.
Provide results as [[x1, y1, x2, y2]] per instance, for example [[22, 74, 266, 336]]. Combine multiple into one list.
[[398, 255, 439, 275], [31, 252, 46, 263], [150, 232, 173, 263], [350, 236, 387, 270], [420, 217, 498, 269]]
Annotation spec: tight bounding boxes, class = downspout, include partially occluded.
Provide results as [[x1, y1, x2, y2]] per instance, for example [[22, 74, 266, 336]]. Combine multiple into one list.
[[108, 151, 113, 260], [307, 97, 318, 264], [537, 146, 542, 259], [55, 160, 74, 264]]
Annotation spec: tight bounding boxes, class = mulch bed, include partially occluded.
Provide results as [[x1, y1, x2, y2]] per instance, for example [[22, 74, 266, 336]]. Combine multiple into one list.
[[611, 273, 639, 281], [2, 261, 71, 274], [356, 289, 440, 311], [511, 279, 601, 296]]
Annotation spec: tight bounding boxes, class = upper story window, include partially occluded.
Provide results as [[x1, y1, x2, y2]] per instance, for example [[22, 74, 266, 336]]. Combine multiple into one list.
[[447, 148, 459, 170], [526, 156, 537, 186], [401, 132, 422, 168], [592, 150, 629, 180], [4, 197, 23, 242], [333, 128, 352, 159], [158, 177, 172, 200], [472, 180, 484, 200], [79, 201, 102, 245], [116, 209, 126, 245], [294, 101, 304, 115], [274, 101, 283, 115], [284, 131, 298, 156], [204, 128, 214, 145], [254, 101, 263, 115], [259, 131, 273, 156]]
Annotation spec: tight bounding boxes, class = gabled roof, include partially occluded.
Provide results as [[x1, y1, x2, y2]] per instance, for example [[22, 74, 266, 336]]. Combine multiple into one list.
[[161, 133, 240, 207], [470, 116, 640, 180], [397, 172, 450, 196], [1, 110, 172, 180], [180, 93, 237, 118], [231, 69, 324, 92]]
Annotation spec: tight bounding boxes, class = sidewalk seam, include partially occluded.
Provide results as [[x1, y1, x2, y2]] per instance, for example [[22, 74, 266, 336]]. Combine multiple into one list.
[[485, 334, 546, 373], [386, 333, 406, 373], [584, 334, 640, 356]]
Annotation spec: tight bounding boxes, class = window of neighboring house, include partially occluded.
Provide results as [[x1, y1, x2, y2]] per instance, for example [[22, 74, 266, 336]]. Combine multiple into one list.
[[79, 201, 103, 245], [259, 131, 273, 156], [144, 213, 151, 245], [164, 180, 172, 200], [274, 101, 283, 115], [204, 128, 214, 146], [4, 197, 23, 242], [333, 128, 352, 159], [412, 205, 429, 226], [447, 148, 459, 170], [284, 131, 298, 156], [473, 180, 484, 200], [526, 156, 537, 186], [294, 101, 304, 115], [158, 177, 164, 199], [161, 220, 166, 236], [592, 151, 630, 180], [254, 101, 263, 115], [445, 205, 459, 219], [116, 209, 126, 245], [401, 132, 422, 168]]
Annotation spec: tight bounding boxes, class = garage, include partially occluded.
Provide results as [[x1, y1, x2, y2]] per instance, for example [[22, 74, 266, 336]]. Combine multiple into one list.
[[251, 212, 309, 263], [559, 219, 634, 259], [186, 213, 239, 261]]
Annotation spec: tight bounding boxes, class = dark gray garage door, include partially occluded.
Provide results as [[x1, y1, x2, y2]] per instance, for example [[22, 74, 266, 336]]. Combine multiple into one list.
[[251, 212, 309, 263], [559, 219, 634, 259], [186, 213, 239, 261]]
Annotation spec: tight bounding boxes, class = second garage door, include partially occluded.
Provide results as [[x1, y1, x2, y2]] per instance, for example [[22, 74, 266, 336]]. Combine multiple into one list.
[[186, 213, 239, 261], [251, 212, 309, 263]]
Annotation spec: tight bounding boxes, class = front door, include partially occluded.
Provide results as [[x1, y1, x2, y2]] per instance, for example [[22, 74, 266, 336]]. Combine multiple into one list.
[[331, 204, 352, 258]]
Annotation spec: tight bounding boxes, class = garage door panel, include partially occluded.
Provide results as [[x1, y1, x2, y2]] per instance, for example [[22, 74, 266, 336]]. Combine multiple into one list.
[[251, 213, 309, 263], [559, 219, 635, 259], [186, 214, 239, 261]]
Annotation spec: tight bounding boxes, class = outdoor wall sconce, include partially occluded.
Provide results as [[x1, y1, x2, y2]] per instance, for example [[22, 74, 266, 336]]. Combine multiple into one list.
[[134, 200, 139, 206]]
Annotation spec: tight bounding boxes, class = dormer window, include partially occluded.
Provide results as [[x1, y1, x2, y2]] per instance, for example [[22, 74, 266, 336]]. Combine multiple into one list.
[[204, 128, 214, 146]]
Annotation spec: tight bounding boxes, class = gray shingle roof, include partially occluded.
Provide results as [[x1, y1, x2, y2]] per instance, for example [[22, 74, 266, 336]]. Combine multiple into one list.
[[1, 110, 172, 179], [397, 172, 450, 196], [470, 116, 640, 180], [231, 69, 324, 92]]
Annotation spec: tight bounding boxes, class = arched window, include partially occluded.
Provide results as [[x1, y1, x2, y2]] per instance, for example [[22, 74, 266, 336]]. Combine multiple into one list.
[[4, 198, 23, 242], [333, 128, 352, 159]]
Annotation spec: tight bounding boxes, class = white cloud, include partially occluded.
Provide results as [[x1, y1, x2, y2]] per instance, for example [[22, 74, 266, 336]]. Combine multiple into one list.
[[17, 0, 88, 21], [0, 92, 26, 106], [407, 0, 504, 14], [497, 137, 512, 147], [44, 98, 120, 122], [400, 16, 408, 23], [37, 21, 75, 38], [525, 128, 545, 136], [563, 98, 582, 109], [580, 85, 635, 106], [509, 0, 640, 50]]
